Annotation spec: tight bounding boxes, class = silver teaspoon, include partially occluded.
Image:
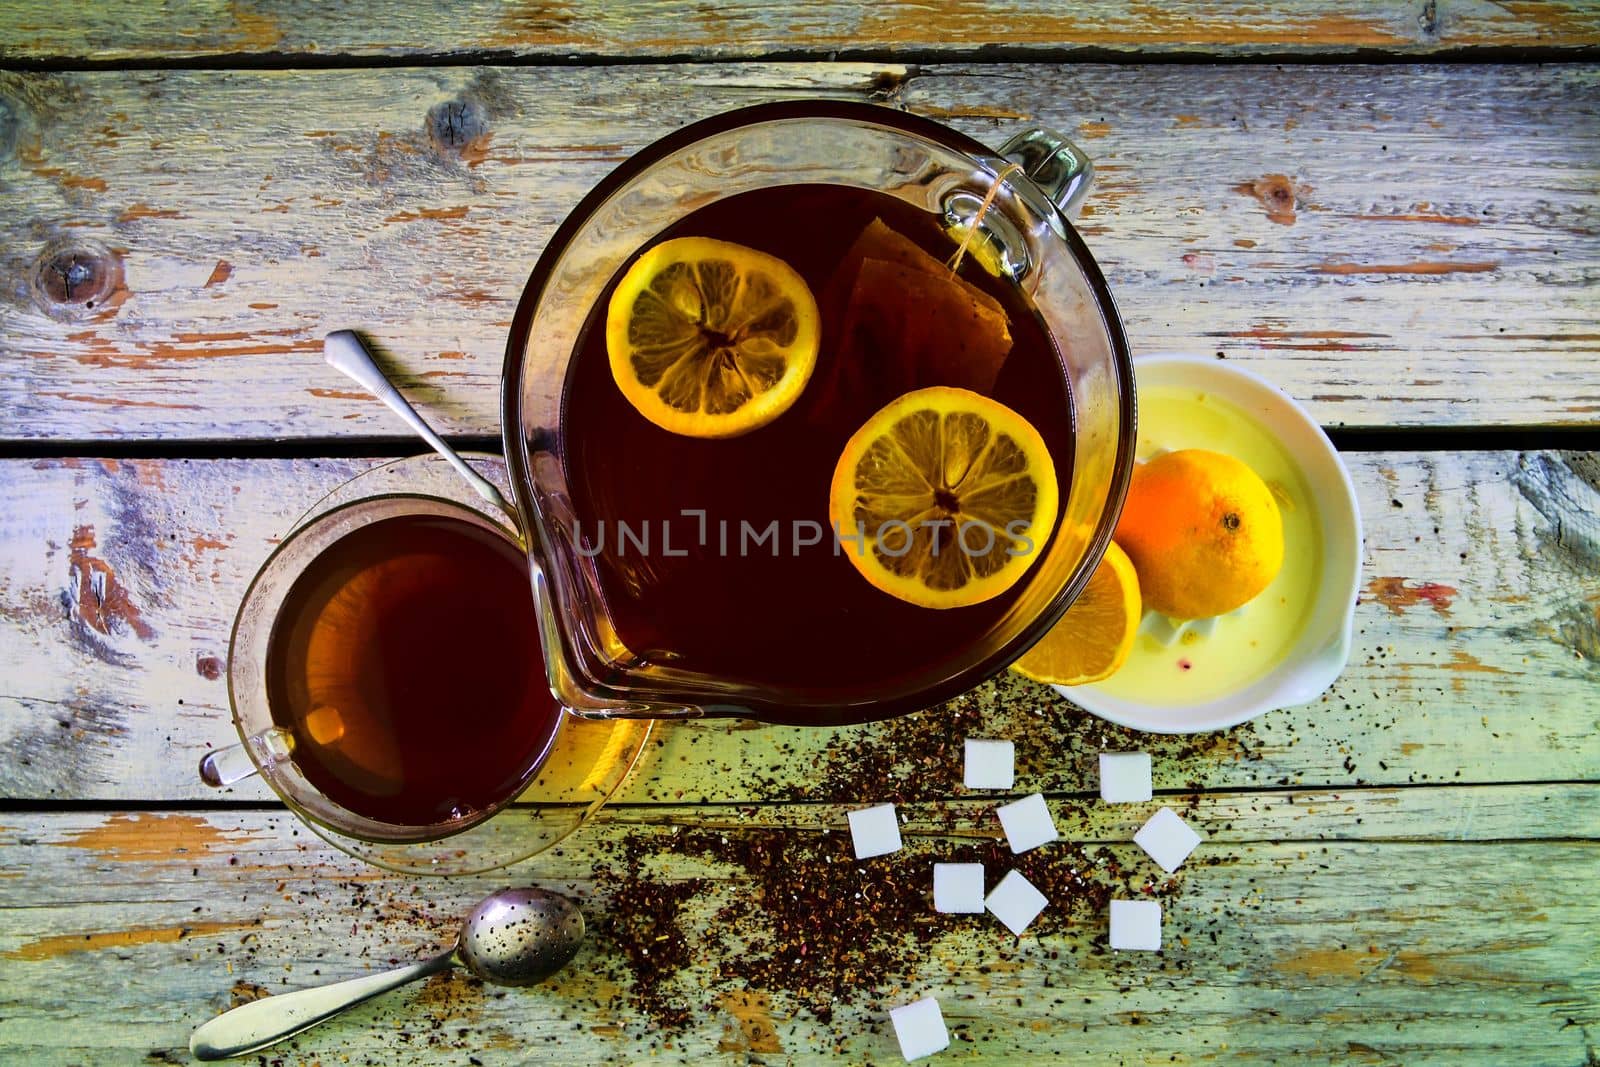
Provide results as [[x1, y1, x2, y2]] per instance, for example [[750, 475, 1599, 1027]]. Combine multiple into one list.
[[190, 886, 584, 1061], [322, 329, 517, 521]]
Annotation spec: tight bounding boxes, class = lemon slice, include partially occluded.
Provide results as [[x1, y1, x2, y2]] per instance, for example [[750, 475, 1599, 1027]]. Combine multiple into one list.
[[828, 387, 1059, 609], [606, 236, 820, 438], [1010, 541, 1141, 686]]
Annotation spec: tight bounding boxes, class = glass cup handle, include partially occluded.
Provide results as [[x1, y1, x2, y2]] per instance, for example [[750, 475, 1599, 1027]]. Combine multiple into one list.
[[198, 727, 295, 787], [997, 127, 1095, 219]]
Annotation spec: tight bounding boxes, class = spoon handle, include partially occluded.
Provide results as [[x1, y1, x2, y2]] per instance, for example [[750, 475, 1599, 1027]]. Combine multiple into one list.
[[321, 330, 517, 519], [189, 949, 455, 1061]]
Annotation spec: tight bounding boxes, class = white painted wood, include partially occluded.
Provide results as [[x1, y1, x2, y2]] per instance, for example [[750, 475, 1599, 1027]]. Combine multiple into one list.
[[1, 64, 1596, 439], [0, 14, 1595, 1066], [0, 451, 1595, 802], [0, 802, 1593, 1065], [1, 0, 1595, 61], [600, 783, 1600, 844]]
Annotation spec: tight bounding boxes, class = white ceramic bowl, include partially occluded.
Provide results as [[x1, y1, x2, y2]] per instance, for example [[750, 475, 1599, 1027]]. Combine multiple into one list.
[[1058, 354, 1363, 733]]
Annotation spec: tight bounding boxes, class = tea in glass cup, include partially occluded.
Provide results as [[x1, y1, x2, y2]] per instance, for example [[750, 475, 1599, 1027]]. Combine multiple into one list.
[[261, 508, 557, 830], [207, 455, 652, 873]]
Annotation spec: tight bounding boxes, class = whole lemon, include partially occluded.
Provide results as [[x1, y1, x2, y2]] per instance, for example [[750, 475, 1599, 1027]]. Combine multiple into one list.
[[1113, 449, 1284, 620]]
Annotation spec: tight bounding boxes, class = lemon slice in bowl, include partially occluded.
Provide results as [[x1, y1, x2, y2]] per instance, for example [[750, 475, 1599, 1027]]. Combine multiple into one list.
[[1010, 540, 1141, 686], [828, 386, 1059, 609], [606, 236, 821, 438]]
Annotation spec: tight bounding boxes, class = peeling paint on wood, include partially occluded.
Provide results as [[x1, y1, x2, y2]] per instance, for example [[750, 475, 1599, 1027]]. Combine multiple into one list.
[[0, 64, 1596, 438], [66, 523, 154, 643], [202, 260, 232, 287], [1511, 452, 1600, 570], [0, 456, 375, 798], [1313, 260, 1499, 275], [50, 812, 268, 861], [2, 921, 260, 961], [1, 452, 1596, 803], [716, 991, 784, 1054], [0, 805, 1593, 1063], [1, 1, 1596, 60], [116, 203, 184, 223], [1365, 577, 1457, 616]]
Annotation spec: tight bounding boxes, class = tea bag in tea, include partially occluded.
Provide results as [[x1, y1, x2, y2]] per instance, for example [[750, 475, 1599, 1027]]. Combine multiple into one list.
[[824, 218, 1014, 400]]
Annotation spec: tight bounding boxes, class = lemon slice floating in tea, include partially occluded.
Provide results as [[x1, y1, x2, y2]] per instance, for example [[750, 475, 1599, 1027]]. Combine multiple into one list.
[[1010, 540, 1142, 686], [829, 386, 1059, 609], [606, 236, 821, 438]]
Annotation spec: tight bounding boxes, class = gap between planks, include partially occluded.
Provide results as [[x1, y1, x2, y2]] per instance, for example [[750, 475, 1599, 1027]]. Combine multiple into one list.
[[1, 783, 1595, 845], [3, 427, 1600, 459], [5, 44, 1600, 75]]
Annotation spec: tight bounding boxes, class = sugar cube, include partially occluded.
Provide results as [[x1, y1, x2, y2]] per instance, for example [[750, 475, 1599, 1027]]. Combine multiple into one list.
[[889, 996, 950, 1061], [995, 792, 1058, 853], [1098, 752, 1152, 803], [1141, 611, 1182, 647], [1109, 898, 1162, 951], [963, 738, 1014, 790], [1134, 806, 1203, 873], [933, 863, 985, 914], [985, 869, 1048, 936], [848, 803, 903, 859]]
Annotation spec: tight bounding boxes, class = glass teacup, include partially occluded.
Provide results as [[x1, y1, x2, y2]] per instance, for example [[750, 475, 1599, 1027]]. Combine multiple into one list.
[[202, 455, 650, 874]]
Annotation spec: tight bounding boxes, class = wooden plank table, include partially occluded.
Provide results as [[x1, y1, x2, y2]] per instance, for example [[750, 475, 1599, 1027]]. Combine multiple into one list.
[[2, 6, 1597, 1064]]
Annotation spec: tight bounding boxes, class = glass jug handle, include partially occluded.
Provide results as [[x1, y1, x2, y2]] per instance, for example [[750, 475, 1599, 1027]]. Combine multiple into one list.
[[998, 128, 1095, 219]]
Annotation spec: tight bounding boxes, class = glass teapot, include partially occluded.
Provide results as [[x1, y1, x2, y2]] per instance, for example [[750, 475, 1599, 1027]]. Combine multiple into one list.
[[501, 102, 1135, 726]]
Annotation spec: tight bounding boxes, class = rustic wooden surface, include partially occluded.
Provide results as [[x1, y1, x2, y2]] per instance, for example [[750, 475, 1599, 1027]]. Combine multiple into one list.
[[1, 799, 1596, 1065], [2, 6, 1599, 1066], [1, 62, 1597, 438], [2, 451, 1597, 804], [2, 0, 1598, 61]]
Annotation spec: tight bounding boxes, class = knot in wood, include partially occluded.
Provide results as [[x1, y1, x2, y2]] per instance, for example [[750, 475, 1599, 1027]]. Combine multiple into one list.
[[1234, 174, 1305, 226], [869, 68, 912, 100], [31, 239, 126, 319], [427, 97, 489, 159], [1418, 0, 1439, 37]]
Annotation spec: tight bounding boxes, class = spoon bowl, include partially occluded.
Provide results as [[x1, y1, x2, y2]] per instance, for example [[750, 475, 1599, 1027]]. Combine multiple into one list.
[[190, 886, 584, 1061], [459, 886, 586, 986]]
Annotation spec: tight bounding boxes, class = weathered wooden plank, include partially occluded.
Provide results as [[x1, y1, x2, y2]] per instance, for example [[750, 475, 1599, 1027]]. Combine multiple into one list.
[[2, 0, 1597, 62], [601, 783, 1600, 843], [0, 804, 1594, 1065], [1, 451, 1596, 803], [1, 63, 1596, 439]]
